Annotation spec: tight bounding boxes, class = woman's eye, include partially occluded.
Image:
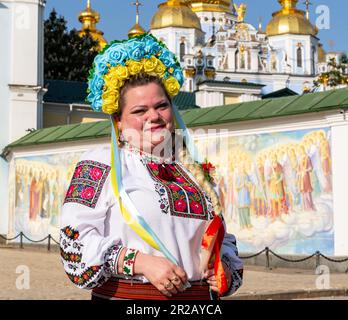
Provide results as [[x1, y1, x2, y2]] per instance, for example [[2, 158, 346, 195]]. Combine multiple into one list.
[[133, 109, 145, 114], [157, 104, 168, 109]]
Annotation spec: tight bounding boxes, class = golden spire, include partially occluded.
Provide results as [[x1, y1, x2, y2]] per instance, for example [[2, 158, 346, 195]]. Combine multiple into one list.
[[128, 0, 146, 38], [78, 0, 107, 51], [279, 0, 298, 9], [303, 0, 312, 20]]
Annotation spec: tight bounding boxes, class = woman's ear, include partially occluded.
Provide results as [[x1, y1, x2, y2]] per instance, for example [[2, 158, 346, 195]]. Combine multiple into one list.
[[113, 114, 122, 131]]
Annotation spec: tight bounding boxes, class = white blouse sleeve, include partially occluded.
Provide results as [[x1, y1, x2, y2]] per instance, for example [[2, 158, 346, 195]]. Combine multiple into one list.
[[59, 153, 123, 290]]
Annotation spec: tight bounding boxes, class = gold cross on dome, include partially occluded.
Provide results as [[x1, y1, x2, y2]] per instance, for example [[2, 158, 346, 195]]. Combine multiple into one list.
[[303, 0, 313, 20], [132, 0, 143, 24]]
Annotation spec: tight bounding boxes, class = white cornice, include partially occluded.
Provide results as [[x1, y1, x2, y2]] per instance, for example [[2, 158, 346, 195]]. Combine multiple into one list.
[[1, 0, 45, 6], [8, 84, 43, 93]]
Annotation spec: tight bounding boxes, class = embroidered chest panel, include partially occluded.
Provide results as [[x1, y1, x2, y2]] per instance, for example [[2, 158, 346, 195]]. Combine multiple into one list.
[[145, 162, 214, 221], [64, 160, 110, 208]]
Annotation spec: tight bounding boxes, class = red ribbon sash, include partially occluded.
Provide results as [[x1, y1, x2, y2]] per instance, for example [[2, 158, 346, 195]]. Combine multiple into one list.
[[201, 215, 228, 296]]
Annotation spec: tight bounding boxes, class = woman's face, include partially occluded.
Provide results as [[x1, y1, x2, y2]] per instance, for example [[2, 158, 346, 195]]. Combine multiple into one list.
[[117, 82, 174, 152]]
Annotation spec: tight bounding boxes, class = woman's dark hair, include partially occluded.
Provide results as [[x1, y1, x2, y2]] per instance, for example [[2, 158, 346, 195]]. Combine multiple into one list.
[[118, 73, 172, 114]]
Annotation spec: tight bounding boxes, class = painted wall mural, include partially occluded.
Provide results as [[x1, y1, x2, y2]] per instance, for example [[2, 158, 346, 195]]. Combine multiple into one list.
[[12, 151, 83, 241], [195, 127, 334, 255], [10, 127, 333, 255]]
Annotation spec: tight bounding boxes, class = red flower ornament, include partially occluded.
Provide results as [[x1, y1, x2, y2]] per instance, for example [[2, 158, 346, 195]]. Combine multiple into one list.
[[174, 199, 187, 212], [74, 166, 83, 178], [168, 183, 180, 191], [190, 201, 203, 214], [66, 185, 75, 198], [183, 185, 197, 193], [90, 167, 103, 181], [80, 187, 95, 200], [148, 162, 159, 171]]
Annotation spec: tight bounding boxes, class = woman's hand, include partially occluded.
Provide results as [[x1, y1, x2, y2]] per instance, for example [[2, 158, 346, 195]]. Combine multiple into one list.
[[203, 262, 232, 294], [134, 252, 188, 297]]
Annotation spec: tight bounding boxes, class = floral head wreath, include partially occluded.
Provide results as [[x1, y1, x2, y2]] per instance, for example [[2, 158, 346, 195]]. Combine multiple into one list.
[[87, 33, 184, 115]]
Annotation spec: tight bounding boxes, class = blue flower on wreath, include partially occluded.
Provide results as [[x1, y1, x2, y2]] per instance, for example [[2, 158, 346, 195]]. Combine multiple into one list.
[[125, 39, 146, 61], [173, 68, 184, 86], [90, 74, 104, 92], [159, 50, 177, 68], [87, 91, 102, 112], [105, 44, 129, 66], [144, 38, 162, 57], [94, 54, 109, 76]]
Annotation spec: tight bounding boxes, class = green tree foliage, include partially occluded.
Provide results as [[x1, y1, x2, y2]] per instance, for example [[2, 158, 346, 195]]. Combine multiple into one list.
[[44, 9, 99, 82], [314, 54, 348, 89]]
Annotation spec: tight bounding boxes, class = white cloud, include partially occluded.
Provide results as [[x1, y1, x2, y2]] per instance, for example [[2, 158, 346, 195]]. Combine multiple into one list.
[[226, 195, 333, 253]]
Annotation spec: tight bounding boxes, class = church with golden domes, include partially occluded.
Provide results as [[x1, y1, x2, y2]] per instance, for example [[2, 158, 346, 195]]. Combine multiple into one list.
[[72, 0, 344, 107], [143, 0, 339, 106]]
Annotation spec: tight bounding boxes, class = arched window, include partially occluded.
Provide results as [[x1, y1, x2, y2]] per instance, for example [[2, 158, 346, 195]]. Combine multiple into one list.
[[297, 46, 303, 68], [240, 52, 245, 69], [180, 42, 185, 62], [247, 50, 251, 70], [235, 50, 238, 70]]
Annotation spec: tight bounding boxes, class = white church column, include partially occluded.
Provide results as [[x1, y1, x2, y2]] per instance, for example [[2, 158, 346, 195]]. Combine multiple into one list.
[[9, 0, 45, 142], [0, 0, 45, 237], [250, 48, 259, 72], [227, 48, 237, 71]]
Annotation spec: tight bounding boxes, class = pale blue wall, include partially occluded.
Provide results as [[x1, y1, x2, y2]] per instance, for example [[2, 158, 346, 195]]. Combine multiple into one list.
[[0, 1, 12, 234]]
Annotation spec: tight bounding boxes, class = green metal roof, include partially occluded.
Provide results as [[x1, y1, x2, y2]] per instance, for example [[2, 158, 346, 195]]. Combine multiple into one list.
[[181, 87, 348, 127], [173, 91, 199, 109], [3, 87, 348, 154], [43, 79, 199, 109]]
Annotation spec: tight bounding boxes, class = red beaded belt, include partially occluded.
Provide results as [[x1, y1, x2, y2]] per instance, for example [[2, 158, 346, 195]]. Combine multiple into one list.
[[92, 278, 211, 300]]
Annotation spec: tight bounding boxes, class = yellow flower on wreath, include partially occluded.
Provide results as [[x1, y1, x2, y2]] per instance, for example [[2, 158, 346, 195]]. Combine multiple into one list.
[[102, 89, 120, 114], [155, 59, 166, 77], [143, 56, 158, 73], [164, 76, 180, 97], [113, 65, 129, 80], [127, 60, 144, 76]]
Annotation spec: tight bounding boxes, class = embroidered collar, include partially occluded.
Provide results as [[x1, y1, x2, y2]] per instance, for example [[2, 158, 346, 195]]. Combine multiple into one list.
[[121, 142, 176, 164]]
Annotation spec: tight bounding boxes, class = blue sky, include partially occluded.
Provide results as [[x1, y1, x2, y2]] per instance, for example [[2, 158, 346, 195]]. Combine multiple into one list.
[[44, 0, 348, 54]]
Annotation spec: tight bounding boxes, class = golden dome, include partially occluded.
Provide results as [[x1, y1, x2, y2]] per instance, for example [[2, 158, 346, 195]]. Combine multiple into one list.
[[128, 23, 146, 38], [185, 0, 231, 13], [78, 0, 107, 50], [266, 0, 318, 37], [151, 0, 202, 30]]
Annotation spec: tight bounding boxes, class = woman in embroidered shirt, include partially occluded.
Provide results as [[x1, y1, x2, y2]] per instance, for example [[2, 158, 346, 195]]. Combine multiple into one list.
[[60, 34, 243, 300]]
